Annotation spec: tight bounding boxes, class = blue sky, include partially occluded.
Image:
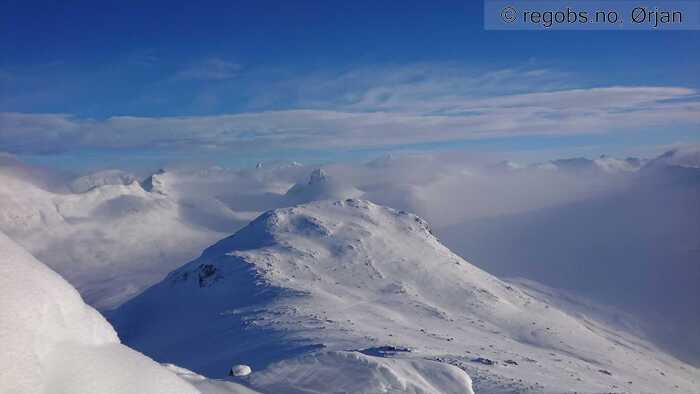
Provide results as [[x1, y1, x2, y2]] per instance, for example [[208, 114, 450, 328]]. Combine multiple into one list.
[[1, 0, 699, 172]]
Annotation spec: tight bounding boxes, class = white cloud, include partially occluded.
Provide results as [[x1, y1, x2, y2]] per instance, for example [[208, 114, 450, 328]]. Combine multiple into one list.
[[1, 85, 698, 154], [258, 65, 572, 111]]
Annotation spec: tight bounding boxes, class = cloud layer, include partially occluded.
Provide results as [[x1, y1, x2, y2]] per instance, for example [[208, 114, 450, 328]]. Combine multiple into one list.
[[1, 85, 698, 154]]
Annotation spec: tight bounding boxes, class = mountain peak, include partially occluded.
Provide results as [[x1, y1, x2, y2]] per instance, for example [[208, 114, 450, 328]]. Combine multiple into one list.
[[141, 169, 168, 194], [308, 168, 328, 184], [284, 170, 362, 204], [111, 199, 698, 393], [69, 169, 139, 193]]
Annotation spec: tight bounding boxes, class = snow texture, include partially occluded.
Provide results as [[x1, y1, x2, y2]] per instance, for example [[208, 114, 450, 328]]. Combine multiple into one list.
[[0, 231, 255, 394], [112, 199, 699, 393], [0, 168, 229, 309]]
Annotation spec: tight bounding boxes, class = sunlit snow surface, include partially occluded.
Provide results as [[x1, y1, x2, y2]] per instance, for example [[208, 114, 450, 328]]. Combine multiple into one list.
[[112, 199, 699, 393], [0, 231, 254, 394]]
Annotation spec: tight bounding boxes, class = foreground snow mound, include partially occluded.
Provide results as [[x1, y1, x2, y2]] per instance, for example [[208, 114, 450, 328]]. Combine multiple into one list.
[[112, 199, 698, 393], [0, 231, 255, 394], [250, 351, 474, 394]]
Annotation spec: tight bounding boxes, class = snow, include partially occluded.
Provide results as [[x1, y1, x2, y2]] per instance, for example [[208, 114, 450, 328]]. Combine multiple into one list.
[[436, 162, 700, 365], [0, 153, 656, 312], [0, 169, 228, 309], [1, 152, 699, 392], [250, 351, 474, 394], [165, 365, 260, 394], [0, 164, 330, 309], [229, 365, 252, 377], [284, 168, 363, 204], [0, 165, 359, 309], [69, 169, 138, 193], [0, 231, 256, 394], [111, 199, 699, 393]]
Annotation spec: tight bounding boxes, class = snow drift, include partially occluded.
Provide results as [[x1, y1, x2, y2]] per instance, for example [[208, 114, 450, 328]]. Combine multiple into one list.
[[249, 351, 474, 394], [0, 231, 255, 394]]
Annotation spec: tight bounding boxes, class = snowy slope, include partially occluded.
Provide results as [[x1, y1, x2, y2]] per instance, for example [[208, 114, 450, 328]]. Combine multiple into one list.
[[0, 231, 255, 394], [436, 162, 700, 366], [111, 199, 699, 394], [0, 169, 229, 309], [69, 169, 139, 193], [249, 351, 474, 394], [0, 153, 655, 312], [0, 163, 331, 310]]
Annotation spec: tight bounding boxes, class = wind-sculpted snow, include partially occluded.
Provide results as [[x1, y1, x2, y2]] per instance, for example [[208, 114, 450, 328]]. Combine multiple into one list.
[[111, 199, 699, 393], [249, 351, 475, 394], [0, 231, 255, 394]]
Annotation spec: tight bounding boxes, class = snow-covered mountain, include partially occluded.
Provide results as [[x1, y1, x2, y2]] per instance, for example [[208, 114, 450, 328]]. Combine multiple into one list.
[[284, 168, 363, 205], [0, 167, 227, 309], [0, 231, 255, 394], [0, 162, 349, 310], [111, 199, 698, 393], [69, 169, 139, 193]]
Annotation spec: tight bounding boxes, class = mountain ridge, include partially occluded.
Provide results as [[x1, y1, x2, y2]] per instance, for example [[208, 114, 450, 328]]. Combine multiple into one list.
[[111, 199, 699, 393]]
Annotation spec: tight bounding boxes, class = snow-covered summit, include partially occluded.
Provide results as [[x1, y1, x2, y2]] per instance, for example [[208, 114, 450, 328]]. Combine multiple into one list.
[[112, 199, 698, 393], [308, 168, 328, 184], [283, 168, 362, 204], [141, 168, 168, 194], [69, 169, 139, 193]]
